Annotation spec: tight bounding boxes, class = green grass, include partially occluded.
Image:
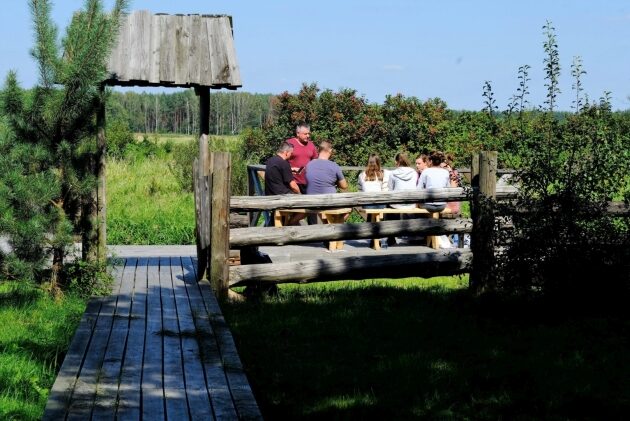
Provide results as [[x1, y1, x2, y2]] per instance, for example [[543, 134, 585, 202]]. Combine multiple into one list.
[[0, 282, 85, 420], [108, 158, 195, 244], [222, 276, 630, 420]]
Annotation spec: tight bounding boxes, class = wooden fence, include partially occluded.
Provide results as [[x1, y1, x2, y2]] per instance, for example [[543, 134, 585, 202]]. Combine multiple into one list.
[[194, 140, 628, 298]]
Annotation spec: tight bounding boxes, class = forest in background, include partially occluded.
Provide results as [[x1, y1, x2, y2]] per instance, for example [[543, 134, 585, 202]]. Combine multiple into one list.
[[106, 89, 274, 136]]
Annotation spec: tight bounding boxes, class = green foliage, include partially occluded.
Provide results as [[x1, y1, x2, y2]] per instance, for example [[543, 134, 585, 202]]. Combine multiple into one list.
[[106, 119, 135, 158], [59, 259, 113, 298], [0, 281, 85, 420], [494, 22, 630, 295], [0, 0, 128, 286], [108, 158, 196, 244]]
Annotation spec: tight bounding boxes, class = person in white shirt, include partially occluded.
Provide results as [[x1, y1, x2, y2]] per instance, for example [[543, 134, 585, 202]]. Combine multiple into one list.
[[387, 152, 418, 209], [358, 154, 389, 209], [417, 151, 450, 213]]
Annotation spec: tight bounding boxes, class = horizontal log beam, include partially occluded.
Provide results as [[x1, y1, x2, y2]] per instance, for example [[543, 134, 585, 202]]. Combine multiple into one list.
[[230, 218, 473, 247], [230, 186, 519, 211], [229, 249, 473, 286]]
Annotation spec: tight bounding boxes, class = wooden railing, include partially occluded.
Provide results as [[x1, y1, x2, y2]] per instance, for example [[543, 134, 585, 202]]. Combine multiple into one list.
[[195, 140, 629, 298]]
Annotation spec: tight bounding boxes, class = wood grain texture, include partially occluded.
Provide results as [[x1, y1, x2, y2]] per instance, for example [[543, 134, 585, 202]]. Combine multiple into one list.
[[106, 11, 241, 88]]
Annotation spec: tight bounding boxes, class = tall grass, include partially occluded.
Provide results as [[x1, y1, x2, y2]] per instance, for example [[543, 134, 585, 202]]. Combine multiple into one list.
[[0, 282, 85, 420], [108, 158, 195, 244]]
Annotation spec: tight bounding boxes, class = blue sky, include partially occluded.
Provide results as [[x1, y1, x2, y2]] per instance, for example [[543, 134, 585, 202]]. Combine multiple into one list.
[[2, 0, 630, 111]]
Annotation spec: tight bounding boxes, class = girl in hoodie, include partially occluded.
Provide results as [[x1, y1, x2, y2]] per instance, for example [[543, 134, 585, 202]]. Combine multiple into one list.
[[387, 152, 418, 209]]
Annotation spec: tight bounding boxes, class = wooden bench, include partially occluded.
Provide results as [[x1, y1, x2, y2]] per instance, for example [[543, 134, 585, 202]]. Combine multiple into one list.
[[358, 206, 454, 250], [274, 208, 353, 251]]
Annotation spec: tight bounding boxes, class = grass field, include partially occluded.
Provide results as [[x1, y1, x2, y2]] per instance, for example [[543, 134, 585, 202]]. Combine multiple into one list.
[[0, 282, 85, 421], [223, 277, 630, 420], [107, 158, 196, 245]]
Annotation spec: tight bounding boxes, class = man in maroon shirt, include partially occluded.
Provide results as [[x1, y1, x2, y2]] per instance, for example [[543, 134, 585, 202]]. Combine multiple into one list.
[[286, 123, 318, 194]]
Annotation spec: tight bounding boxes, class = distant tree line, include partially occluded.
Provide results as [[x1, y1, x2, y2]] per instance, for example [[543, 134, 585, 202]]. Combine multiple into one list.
[[106, 90, 273, 135]]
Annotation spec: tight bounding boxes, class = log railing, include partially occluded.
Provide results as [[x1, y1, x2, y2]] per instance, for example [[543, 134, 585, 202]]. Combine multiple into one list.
[[196, 144, 629, 297]]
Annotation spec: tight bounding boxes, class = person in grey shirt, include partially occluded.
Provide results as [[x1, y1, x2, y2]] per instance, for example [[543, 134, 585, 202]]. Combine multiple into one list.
[[305, 140, 348, 194]]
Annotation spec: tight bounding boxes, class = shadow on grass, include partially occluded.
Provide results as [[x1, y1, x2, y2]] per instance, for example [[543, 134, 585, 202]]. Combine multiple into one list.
[[223, 283, 630, 420]]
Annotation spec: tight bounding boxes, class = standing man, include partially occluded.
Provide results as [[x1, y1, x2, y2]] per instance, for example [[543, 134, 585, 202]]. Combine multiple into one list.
[[287, 123, 318, 194], [305, 140, 348, 194]]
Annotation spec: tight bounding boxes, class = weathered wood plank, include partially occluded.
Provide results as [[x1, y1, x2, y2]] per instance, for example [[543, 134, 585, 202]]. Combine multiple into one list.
[[91, 258, 136, 420], [42, 297, 104, 421], [149, 13, 161, 84], [187, 258, 239, 419], [65, 262, 125, 421], [116, 257, 148, 420], [158, 14, 176, 83], [230, 249, 473, 286], [231, 218, 473, 247], [172, 257, 215, 419], [196, 276, 262, 419], [159, 256, 189, 419], [174, 14, 189, 85], [142, 257, 165, 419], [210, 152, 231, 296], [230, 187, 519, 211]]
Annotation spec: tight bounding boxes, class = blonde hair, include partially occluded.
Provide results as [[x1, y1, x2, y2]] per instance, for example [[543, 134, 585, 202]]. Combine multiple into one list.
[[395, 152, 411, 167]]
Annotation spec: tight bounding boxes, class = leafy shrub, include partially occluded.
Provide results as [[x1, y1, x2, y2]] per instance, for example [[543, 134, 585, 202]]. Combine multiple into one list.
[[169, 139, 197, 192], [60, 259, 114, 298], [106, 119, 135, 159]]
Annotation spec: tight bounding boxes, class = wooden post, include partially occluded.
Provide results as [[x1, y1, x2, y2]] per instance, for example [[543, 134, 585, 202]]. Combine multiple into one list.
[[470, 151, 497, 294], [96, 85, 107, 261], [194, 134, 211, 280], [210, 152, 231, 297], [196, 86, 210, 136]]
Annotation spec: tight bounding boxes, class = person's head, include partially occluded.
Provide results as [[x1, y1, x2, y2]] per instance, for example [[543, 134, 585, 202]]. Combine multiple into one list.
[[365, 154, 383, 181], [429, 150, 446, 167], [444, 153, 455, 168], [415, 154, 428, 173], [317, 140, 333, 159], [395, 152, 411, 168], [295, 123, 311, 145], [276, 142, 294, 160]]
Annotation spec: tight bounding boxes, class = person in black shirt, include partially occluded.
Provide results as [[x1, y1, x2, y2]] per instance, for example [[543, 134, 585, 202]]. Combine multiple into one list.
[[264, 142, 303, 225], [265, 142, 301, 195]]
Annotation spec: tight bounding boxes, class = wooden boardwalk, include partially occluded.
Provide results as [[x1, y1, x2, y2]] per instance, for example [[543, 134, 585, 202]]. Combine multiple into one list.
[[43, 255, 261, 420]]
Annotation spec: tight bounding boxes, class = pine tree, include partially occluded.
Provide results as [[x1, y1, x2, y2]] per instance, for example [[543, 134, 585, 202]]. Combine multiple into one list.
[[0, 0, 128, 289]]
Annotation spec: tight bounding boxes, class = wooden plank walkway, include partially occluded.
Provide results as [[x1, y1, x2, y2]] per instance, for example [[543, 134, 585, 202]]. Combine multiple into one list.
[[43, 256, 261, 420]]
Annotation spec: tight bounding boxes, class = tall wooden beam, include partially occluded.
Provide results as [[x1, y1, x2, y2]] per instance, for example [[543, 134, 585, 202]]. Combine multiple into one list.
[[470, 151, 497, 294]]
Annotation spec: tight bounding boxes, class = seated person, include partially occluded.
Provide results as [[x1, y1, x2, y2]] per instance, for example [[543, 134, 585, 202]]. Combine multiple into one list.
[[358, 154, 389, 209], [388, 152, 418, 209], [417, 150, 450, 213], [305, 140, 348, 194], [264, 142, 303, 225]]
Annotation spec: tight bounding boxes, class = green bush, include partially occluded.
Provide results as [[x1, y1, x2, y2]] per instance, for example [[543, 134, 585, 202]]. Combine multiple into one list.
[[106, 119, 135, 159], [60, 259, 114, 298]]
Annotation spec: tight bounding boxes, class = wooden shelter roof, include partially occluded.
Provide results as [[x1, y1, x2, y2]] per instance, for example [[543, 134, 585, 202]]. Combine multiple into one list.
[[105, 10, 241, 89]]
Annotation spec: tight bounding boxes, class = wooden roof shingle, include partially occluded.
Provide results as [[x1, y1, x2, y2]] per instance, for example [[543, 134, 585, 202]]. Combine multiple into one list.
[[106, 10, 242, 89]]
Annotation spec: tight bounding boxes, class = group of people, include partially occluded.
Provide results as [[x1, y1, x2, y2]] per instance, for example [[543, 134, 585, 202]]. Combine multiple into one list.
[[358, 150, 461, 213], [264, 123, 461, 225], [264, 124, 347, 225]]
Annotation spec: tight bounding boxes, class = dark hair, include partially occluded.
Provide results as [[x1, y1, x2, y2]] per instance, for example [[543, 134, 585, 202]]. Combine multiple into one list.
[[277, 141, 294, 154], [429, 150, 445, 166]]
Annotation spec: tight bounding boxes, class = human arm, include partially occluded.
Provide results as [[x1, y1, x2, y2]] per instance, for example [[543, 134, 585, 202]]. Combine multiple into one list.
[[337, 178, 348, 192], [289, 180, 301, 194]]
